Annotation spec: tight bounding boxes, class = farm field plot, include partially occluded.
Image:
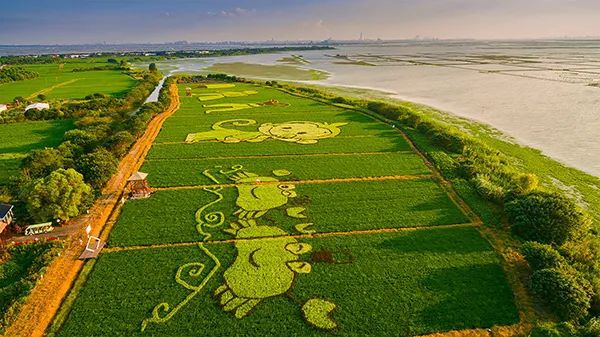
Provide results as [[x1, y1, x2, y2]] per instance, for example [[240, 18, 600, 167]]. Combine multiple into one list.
[[108, 178, 468, 247], [140, 151, 430, 187], [0, 120, 74, 182], [147, 135, 412, 159], [0, 61, 137, 102], [56, 81, 519, 336], [58, 228, 518, 337]]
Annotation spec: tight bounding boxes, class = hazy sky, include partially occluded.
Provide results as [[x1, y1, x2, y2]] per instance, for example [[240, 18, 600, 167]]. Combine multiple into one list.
[[1, 0, 600, 44]]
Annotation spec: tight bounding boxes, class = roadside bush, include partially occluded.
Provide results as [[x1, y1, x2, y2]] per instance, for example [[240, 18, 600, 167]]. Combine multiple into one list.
[[21, 148, 65, 179], [77, 148, 118, 188], [473, 174, 505, 203], [506, 191, 591, 245], [366, 101, 401, 120], [20, 168, 92, 222], [559, 239, 600, 314], [63, 129, 98, 152], [529, 322, 578, 337], [580, 317, 600, 337], [0, 241, 62, 333], [521, 241, 566, 271], [530, 268, 592, 321], [105, 131, 134, 157]]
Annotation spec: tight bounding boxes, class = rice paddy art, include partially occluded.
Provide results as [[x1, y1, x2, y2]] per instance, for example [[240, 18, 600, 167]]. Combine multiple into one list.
[[196, 90, 259, 101], [141, 165, 339, 332], [202, 99, 289, 113], [185, 119, 347, 145]]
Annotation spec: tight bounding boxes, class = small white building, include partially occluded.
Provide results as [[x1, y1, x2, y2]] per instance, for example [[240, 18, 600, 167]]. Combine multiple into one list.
[[25, 102, 50, 111], [0, 104, 7, 112]]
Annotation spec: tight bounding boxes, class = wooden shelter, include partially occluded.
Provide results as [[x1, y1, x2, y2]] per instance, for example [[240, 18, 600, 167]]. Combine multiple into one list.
[[127, 172, 151, 199], [0, 203, 14, 234], [185, 87, 192, 97]]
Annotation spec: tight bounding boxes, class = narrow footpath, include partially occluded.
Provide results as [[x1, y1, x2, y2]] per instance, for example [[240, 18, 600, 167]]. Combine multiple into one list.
[[3, 84, 180, 337]]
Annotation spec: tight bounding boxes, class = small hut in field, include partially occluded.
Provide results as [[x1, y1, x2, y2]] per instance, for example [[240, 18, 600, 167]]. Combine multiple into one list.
[[127, 172, 151, 199], [185, 87, 192, 97], [25, 102, 50, 111], [0, 203, 14, 234]]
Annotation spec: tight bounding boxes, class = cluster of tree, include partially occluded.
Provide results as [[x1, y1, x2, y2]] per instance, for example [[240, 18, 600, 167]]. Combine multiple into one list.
[[0, 240, 62, 333], [0, 55, 59, 65], [276, 83, 600, 333], [4, 71, 168, 224], [0, 66, 39, 83], [177, 73, 242, 84], [71, 64, 125, 72]]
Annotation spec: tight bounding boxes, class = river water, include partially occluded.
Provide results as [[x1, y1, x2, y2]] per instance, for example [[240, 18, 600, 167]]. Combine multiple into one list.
[[148, 40, 600, 177]]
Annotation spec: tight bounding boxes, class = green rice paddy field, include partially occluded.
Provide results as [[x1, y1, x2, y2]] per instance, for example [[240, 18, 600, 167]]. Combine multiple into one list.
[[0, 120, 74, 182], [56, 82, 519, 336], [0, 60, 137, 102]]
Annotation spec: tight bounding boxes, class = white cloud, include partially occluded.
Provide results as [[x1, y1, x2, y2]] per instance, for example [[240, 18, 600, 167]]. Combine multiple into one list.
[[219, 7, 256, 18]]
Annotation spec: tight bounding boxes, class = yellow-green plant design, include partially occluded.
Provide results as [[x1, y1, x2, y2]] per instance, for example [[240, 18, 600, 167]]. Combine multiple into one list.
[[185, 119, 347, 145], [302, 299, 338, 330], [215, 225, 312, 318], [229, 170, 297, 219], [141, 243, 221, 332], [202, 99, 289, 113], [141, 187, 225, 332], [142, 166, 338, 332], [196, 90, 258, 101]]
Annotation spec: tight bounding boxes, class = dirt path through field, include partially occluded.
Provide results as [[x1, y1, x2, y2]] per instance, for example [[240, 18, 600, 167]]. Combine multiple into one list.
[[153, 174, 434, 191], [26, 79, 80, 100], [103, 222, 477, 253], [3, 83, 180, 337]]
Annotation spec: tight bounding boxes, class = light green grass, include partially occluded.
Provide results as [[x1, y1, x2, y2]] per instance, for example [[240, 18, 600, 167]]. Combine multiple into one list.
[[0, 120, 74, 182], [0, 62, 137, 102]]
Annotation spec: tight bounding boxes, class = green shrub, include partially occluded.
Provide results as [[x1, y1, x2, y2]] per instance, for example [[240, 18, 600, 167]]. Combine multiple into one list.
[[20, 168, 93, 222], [0, 241, 62, 333], [0, 66, 38, 84], [580, 317, 600, 337], [506, 191, 591, 245], [530, 268, 592, 321], [77, 148, 118, 188], [21, 148, 65, 179], [473, 174, 505, 203], [522, 242, 566, 271]]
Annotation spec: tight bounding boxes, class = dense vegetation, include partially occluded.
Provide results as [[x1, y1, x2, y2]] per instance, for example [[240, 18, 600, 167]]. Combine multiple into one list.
[[0, 66, 39, 84], [272, 81, 600, 334], [0, 241, 62, 333]]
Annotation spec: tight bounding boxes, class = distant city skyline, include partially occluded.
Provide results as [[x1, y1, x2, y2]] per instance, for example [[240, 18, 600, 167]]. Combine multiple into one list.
[[1, 0, 600, 44]]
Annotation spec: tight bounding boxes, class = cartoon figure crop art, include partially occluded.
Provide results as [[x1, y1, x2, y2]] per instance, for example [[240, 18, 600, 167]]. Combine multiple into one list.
[[141, 166, 338, 333], [185, 119, 347, 145]]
